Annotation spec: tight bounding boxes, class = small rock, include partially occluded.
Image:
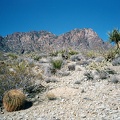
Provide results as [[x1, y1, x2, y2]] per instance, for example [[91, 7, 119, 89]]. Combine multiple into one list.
[[84, 71, 93, 80], [110, 76, 119, 83], [39, 58, 49, 63], [45, 77, 58, 83], [81, 89, 85, 93], [83, 97, 92, 101], [43, 64, 53, 77], [74, 80, 81, 84], [105, 68, 116, 74], [112, 57, 120, 66], [91, 70, 100, 80], [70, 54, 85, 61], [75, 66, 82, 71], [68, 63, 76, 71], [77, 60, 89, 66], [57, 70, 70, 77], [99, 70, 108, 79], [81, 114, 86, 118], [95, 56, 105, 62]]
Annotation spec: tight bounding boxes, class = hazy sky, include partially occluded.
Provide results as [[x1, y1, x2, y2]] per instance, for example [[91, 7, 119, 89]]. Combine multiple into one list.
[[0, 0, 120, 41]]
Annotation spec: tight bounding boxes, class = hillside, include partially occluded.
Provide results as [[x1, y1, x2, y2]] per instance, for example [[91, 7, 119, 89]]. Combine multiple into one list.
[[0, 28, 119, 120], [0, 50, 120, 119]]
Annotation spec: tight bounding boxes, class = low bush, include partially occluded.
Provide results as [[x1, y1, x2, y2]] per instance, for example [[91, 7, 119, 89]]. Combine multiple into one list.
[[7, 53, 18, 60], [51, 59, 63, 70], [104, 50, 116, 61], [87, 61, 107, 71], [68, 50, 78, 55], [0, 60, 34, 102]]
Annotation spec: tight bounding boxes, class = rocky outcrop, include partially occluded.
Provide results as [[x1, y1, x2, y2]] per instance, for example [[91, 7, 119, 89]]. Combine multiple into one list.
[[3, 31, 57, 53], [56, 28, 108, 50], [0, 28, 111, 53]]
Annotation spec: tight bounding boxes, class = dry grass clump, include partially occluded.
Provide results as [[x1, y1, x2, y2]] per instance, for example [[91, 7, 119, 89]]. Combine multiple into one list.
[[68, 49, 79, 55], [87, 61, 107, 71], [82, 50, 99, 59], [46, 92, 57, 100], [101, 48, 120, 61], [103, 50, 116, 61], [7, 53, 18, 60]]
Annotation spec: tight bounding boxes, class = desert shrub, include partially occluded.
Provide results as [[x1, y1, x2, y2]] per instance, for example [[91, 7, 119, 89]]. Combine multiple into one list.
[[68, 49, 78, 55], [103, 49, 116, 61], [87, 61, 107, 71], [0, 60, 35, 102], [51, 56, 63, 73], [81, 50, 100, 58], [50, 49, 78, 59], [51, 59, 63, 70], [101, 47, 120, 61], [49, 50, 65, 57], [33, 55, 41, 61], [49, 51, 59, 56], [7, 53, 18, 60], [84, 50, 98, 58]]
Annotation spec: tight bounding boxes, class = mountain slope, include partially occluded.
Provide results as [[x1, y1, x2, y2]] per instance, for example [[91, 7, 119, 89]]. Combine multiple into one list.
[[0, 28, 111, 53]]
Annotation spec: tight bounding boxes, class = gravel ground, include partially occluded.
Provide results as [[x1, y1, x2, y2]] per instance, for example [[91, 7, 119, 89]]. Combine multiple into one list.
[[0, 64, 120, 120]]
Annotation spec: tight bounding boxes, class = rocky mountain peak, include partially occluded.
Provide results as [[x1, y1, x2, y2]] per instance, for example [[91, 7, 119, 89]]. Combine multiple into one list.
[[0, 28, 111, 53]]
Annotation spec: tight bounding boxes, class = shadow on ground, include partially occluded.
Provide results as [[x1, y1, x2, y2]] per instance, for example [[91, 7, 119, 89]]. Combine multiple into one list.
[[23, 101, 33, 110]]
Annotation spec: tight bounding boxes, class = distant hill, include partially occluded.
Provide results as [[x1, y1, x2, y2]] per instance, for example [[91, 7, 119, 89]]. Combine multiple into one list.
[[0, 28, 111, 53]]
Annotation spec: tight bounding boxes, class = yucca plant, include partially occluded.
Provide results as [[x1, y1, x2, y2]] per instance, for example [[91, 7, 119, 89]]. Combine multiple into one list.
[[108, 28, 120, 50], [51, 59, 63, 70], [3, 89, 26, 112]]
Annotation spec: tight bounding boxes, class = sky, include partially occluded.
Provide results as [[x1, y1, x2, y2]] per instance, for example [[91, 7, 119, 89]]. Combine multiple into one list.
[[0, 0, 120, 41]]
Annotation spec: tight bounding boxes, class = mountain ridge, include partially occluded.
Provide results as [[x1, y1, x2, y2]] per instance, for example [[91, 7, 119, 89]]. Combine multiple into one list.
[[0, 28, 111, 53]]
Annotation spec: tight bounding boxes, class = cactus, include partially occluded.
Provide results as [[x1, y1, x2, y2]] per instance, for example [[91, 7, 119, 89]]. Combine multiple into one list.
[[3, 89, 26, 112]]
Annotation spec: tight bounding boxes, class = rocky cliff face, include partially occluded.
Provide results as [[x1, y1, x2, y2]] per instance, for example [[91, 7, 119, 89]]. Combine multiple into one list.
[[56, 28, 106, 50], [0, 28, 111, 53]]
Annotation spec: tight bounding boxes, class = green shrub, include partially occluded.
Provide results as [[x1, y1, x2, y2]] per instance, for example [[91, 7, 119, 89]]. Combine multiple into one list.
[[68, 50, 78, 55], [51, 58, 63, 70]]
